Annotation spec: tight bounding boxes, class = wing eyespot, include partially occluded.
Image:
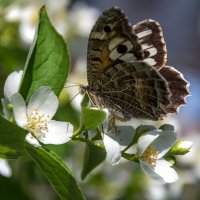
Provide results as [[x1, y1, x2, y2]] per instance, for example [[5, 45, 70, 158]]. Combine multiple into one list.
[[117, 44, 128, 53], [104, 25, 112, 33]]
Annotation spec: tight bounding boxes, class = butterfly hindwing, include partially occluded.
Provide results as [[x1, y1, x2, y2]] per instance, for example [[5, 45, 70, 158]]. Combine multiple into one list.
[[159, 66, 190, 113], [132, 19, 167, 69], [91, 61, 171, 121]]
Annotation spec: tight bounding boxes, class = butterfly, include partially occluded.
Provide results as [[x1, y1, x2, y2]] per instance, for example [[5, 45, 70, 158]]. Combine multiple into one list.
[[80, 7, 190, 121]]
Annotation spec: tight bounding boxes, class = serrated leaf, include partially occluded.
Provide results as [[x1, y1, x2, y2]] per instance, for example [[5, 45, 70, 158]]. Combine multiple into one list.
[[19, 6, 70, 101], [0, 115, 27, 159], [82, 107, 106, 130], [81, 143, 106, 180], [25, 143, 85, 200]]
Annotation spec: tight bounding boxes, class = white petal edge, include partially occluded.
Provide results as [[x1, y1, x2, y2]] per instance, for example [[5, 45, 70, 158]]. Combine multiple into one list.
[[106, 126, 135, 147], [140, 160, 164, 182], [103, 133, 121, 165], [27, 86, 58, 119], [137, 130, 160, 156], [1, 98, 12, 120], [4, 70, 23, 101], [26, 133, 41, 147], [179, 141, 193, 149], [150, 131, 177, 159], [154, 160, 179, 183], [11, 93, 27, 128], [140, 160, 179, 183], [0, 159, 12, 177], [39, 120, 73, 145]]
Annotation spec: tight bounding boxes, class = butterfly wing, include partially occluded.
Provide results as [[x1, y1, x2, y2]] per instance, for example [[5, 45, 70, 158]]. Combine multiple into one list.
[[159, 66, 190, 113], [92, 61, 171, 121], [132, 19, 167, 70], [87, 7, 144, 86], [133, 20, 190, 113], [86, 7, 190, 121]]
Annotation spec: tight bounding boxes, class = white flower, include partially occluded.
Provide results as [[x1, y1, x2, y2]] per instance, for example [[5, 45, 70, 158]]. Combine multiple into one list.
[[103, 124, 135, 165], [0, 159, 12, 177], [1, 70, 23, 120], [11, 86, 73, 147], [137, 130, 179, 183]]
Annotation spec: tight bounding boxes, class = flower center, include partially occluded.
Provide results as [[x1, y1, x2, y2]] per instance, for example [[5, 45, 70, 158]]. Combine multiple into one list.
[[141, 147, 159, 167], [26, 109, 50, 140]]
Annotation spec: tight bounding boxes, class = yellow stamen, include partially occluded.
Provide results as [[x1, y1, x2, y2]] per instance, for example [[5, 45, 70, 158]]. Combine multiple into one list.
[[26, 108, 50, 140], [141, 146, 159, 167]]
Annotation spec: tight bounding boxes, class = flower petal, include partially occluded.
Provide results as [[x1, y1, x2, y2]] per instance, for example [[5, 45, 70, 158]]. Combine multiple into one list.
[[156, 158, 172, 167], [4, 70, 23, 101], [137, 130, 160, 156], [140, 160, 179, 183], [103, 133, 121, 165], [1, 98, 12, 120], [27, 86, 58, 119], [0, 159, 12, 177], [39, 120, 73, 145], [11, 93, 27, 128], [150, 131, 177, 158], [154, 159, 179, 183], [25, 133, 41, 147], [140, 160, 163, 182], [107, 126, 135, 148]]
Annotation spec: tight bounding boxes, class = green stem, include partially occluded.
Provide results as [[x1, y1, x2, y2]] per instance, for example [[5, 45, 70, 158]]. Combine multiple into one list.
[[121, 152, 139, 162], [72, 136, 104, 149], [72, 125, 84, 138]]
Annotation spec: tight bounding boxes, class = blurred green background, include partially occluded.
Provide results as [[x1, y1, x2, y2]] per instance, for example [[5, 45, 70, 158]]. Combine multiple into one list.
[[0, 0, 200, 199]]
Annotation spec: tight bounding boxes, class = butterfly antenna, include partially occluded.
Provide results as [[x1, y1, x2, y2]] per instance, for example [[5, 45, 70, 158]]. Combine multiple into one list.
[[101, 123, 105, 138], [68, 91, 81, 104], [67, 122, 71, 134], [84, 90, 97, 107]]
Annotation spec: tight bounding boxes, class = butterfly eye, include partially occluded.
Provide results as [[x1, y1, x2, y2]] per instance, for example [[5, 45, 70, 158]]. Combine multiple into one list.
[[117, 44, 128, 53], [104, 25, 112, 33]]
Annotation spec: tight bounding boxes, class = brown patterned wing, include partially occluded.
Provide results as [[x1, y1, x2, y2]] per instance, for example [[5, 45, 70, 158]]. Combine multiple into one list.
[[159, 66, 190, 113], [89, 61, 171, 121], [132, 19, 167, 70], [87, 7, 144, 86]]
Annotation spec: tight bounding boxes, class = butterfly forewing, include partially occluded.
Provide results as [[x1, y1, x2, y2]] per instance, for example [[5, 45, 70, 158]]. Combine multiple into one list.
[[132, 19, 167, 69], [87, 7, 144, 86]]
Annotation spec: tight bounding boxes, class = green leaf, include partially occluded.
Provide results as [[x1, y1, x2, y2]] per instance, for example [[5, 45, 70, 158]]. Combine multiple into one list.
[[19, 6, 70, 101], [82, 107, 106, 130], [25, 143, 85, 200], [164, 155, 176, 166], [81, 143, 106, 180], [0, 176, 30, 199], [0, 115, 27, 159]]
